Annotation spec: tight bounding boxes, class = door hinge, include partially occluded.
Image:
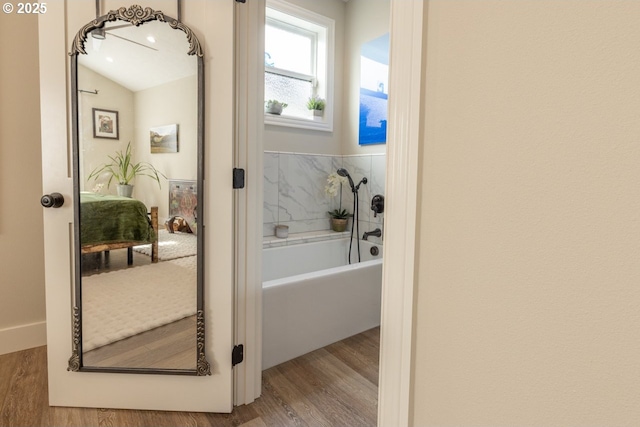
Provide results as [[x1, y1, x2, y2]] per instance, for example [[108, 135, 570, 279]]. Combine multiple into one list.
[[232, 344, 244, 367], [233, 168, 245, 189]]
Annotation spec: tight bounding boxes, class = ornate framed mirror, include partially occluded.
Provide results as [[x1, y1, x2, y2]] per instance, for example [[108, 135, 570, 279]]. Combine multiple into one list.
[[68, 5, 209, 376]]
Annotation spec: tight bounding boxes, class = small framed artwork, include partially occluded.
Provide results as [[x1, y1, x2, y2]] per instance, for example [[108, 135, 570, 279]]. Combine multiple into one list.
[[169, 179, 197, 233], [150, 124, 179, 153], [92, 108, 119, 140]]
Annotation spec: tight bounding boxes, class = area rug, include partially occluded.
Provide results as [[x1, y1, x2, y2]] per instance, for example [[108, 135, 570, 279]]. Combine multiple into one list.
[[133, 229, 196, 260], [81, 256, 197, 351]]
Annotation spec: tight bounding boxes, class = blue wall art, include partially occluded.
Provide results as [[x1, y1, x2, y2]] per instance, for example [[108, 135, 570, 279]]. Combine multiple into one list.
[[359, 32, 389, 145]]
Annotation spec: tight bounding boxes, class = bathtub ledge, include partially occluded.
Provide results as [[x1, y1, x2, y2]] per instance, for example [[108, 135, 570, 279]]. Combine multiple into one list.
[[263, 230, 350, 248]]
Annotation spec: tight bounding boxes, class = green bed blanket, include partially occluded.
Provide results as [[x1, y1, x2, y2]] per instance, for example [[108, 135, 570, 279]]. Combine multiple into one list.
[[80, 192, 155, 246]]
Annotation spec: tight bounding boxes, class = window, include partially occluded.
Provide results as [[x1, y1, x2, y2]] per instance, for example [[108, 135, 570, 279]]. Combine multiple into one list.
[[265, 0, 334, 131]]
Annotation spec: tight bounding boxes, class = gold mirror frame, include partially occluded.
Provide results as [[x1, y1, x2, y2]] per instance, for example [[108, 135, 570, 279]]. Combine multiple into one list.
[[68, 5, 209, 376]]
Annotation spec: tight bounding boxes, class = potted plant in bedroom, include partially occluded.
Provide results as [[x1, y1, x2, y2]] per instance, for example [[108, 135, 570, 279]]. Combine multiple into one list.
[[325, 172, 351, 232], [87, 141, 166, 197]]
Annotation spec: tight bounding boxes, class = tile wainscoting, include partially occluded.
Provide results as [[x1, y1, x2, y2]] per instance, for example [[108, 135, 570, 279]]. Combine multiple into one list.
[[264, 151, 386, 245]]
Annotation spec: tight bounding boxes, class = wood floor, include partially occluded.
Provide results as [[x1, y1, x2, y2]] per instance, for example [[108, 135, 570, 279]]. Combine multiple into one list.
[[0, 327, 379, 427]]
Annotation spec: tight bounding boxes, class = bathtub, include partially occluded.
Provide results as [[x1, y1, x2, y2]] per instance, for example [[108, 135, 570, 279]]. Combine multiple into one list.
[[262, 237, 383, 370]]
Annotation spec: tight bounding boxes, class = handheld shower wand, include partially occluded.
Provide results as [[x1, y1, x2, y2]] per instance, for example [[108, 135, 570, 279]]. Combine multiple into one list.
[[336, 168, 355, 192], [336, 168, 367, 263], [337, 168, 368, 193]]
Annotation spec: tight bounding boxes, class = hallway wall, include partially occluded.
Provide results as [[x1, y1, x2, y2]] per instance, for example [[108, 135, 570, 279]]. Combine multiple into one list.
[[0, 13, 46, 355], [411, 1, 640, 425]]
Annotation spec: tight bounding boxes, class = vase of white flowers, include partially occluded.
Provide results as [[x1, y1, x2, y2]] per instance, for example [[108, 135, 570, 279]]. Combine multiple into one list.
[[325, 172, 351, 232]]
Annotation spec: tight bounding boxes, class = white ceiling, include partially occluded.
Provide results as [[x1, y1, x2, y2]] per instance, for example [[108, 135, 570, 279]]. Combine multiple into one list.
[[78, 20, 197, 92]]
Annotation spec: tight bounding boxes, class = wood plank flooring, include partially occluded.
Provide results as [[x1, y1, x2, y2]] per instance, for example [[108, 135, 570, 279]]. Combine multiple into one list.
[[0, 327, 379, 427], [83, 316, 197, 370]]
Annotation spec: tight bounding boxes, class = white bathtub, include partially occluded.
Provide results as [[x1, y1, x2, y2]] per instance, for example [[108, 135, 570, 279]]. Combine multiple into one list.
[[262, 238, 383, 369]]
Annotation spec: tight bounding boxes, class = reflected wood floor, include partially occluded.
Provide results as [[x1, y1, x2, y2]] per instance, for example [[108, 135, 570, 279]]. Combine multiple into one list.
[[83, 316, 197, 370], [0, 327, 379, 427]]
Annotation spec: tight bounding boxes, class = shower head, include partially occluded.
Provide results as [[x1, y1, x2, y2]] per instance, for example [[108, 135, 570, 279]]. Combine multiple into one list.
[[337, 168, 355, 191]]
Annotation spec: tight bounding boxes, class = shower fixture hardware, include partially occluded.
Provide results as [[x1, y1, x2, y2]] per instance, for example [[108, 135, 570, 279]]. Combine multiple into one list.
[[336, 167, 368, 263], [371, 194, 384, 217], [337, 168, 367, 193], [363, 228, 382, 241], [370, 246, 380, 256]]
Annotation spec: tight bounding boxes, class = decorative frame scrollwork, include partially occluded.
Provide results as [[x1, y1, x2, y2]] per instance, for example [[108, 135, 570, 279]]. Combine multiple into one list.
[[67, 307, 81, 372], [70, 5, 203, 57], [196, 310, 211, 375]]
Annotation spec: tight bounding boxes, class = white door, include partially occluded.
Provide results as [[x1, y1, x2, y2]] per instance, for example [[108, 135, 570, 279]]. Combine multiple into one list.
[[38, 1, 235, 412]]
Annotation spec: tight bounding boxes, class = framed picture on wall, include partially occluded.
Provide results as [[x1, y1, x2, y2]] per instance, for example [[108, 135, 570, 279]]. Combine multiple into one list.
[[92, 108, 119, 140], [150, 124, 179, 153]]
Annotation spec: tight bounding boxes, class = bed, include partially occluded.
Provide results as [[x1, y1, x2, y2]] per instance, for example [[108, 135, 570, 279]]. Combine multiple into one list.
[[80, 192, 158, 264]]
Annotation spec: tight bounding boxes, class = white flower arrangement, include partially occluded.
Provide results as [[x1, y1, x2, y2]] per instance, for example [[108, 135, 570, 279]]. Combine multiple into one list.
[[325, 172, 348, 197], [325, 172, 350, 220]]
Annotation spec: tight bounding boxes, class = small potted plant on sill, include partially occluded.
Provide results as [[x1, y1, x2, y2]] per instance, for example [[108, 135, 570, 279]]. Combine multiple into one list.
[[87, 141, 166, 198], [265, 99, 288, 115], [326, 171, 350, 232], [306, 94, 325, 118]]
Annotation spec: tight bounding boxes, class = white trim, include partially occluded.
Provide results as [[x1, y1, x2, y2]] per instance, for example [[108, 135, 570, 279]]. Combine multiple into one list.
[[264, 114, 333, 132], [234, 0, 265, 405], [0, 321, 47, 356], [377, 1, 426, 426], [266, 66, 314, 83]]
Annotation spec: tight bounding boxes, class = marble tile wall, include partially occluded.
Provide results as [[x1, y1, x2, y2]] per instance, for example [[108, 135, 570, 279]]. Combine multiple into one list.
[[264, 151, 386, 244]]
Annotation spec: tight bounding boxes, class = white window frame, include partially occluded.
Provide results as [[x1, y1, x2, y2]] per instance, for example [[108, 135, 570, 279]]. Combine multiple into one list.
[[264, 0, 334, 132]]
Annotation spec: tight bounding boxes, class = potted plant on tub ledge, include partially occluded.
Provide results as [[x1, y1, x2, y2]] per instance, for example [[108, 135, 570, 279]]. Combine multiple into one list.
[[326, 171, 351, 232], [88, 141, 166, 198], [328, 208, 350, 232]]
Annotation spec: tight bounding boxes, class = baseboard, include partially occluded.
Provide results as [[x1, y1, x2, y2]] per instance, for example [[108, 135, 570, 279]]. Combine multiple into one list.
[[0, 321, 47, 356]]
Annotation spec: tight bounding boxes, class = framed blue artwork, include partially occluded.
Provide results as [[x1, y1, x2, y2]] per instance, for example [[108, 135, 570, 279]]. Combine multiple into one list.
[[359, 33, 389, 145]]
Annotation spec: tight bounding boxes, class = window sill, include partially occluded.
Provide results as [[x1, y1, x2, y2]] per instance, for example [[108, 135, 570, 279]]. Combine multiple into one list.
[[264, 113, 333, 132]]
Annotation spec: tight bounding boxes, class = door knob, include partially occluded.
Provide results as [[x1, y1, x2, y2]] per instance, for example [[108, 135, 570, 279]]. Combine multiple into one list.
[[41, 193, 64, 208]]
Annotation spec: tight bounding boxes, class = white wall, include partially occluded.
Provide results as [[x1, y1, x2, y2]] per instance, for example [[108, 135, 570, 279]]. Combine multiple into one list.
[[343, 0, 389, 156], [0, 13, 47, 354], [78, 65, 135, 193], [411, 1, 640, 425], [134, 75, 198, 219]]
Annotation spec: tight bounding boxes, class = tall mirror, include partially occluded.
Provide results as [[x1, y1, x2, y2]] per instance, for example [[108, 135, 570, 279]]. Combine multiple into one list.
[[68, 6, 209, 375]]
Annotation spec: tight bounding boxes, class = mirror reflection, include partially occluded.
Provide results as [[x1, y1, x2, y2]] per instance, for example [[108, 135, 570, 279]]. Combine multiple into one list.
[[75, 18, 200, 372]]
